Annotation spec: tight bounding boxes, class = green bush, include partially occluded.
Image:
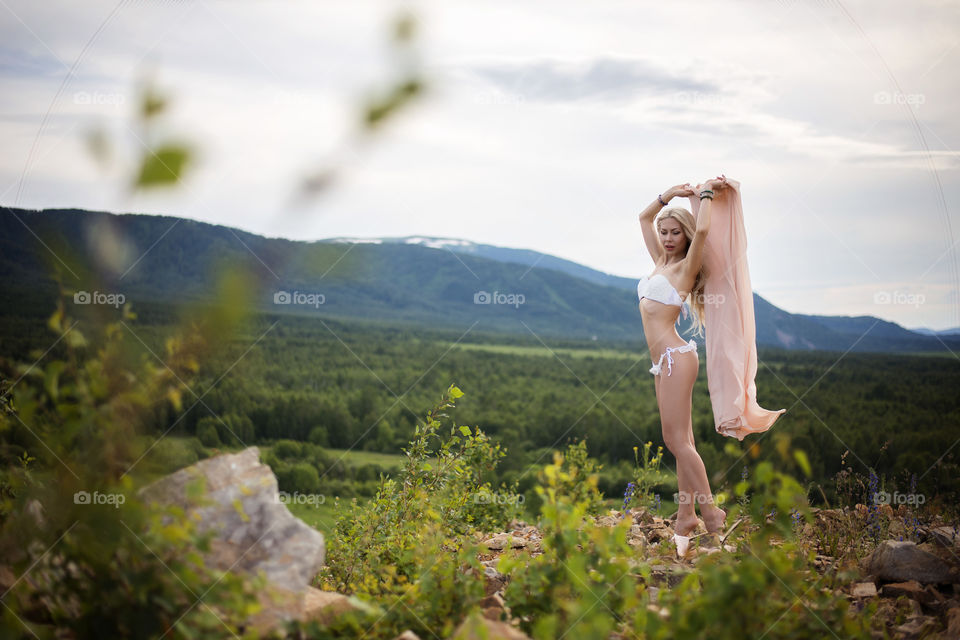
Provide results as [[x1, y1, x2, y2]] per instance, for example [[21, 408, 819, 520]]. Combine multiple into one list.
[[319, 385, 517, 596], [500, 450, 648, 639], [277, 461, 321, 494], [196, 417, 221, 448], [526, 439, 605, 517], [273, 439, 303, 460], [354, 463, 378, 483], [293, 522, 486, 639], [0, 284, 262, 637], [308, 425, 329, 447]]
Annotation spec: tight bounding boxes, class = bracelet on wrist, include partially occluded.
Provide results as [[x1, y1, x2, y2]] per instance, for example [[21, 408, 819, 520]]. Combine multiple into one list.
[[658, 193, 668, 206]]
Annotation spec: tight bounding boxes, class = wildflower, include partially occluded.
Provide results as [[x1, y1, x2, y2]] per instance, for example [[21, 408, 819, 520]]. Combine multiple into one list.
[[621, 482, 636, 517], [790, 507, 802, 529]]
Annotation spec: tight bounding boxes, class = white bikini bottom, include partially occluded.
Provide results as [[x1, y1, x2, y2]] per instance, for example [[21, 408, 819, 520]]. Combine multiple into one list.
[[650, 339, 698, 377]]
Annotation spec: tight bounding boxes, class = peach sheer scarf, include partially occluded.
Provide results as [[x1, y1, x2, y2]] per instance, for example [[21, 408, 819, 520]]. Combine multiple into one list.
[[687, 178, 786, 440]]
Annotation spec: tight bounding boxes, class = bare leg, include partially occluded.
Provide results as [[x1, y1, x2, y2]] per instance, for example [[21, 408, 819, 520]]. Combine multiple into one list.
[[658, 349, 725, 534]]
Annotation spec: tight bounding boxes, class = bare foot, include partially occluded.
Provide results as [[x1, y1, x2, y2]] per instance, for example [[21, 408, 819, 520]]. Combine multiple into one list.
[[674, 513, 700, 537], [702, 505, 727, 534]]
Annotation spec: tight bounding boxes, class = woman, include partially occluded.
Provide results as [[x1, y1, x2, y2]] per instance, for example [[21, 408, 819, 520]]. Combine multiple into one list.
[[636, 175, 729, 558]]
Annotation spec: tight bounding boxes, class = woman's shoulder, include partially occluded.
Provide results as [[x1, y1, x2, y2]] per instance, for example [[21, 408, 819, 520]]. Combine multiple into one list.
[[658, 259, 688, 276], [663, 260, 698, 288]]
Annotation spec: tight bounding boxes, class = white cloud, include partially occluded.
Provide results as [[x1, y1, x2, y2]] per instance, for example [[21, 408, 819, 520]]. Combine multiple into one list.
[[1, 0, 958, 329]]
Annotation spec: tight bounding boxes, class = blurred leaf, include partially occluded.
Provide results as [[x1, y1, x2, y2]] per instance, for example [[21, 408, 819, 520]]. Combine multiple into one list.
[[166, 387, 182, 413], [794, 450, 812, 477], [363, 77, 423, 129], [64, 327, 87, 349], [48, 305, 64, 333], [134, 144, 191, 189], [393, 12, 415, 42], [43, 361, 65, 401], [141, 87, 168, 119]]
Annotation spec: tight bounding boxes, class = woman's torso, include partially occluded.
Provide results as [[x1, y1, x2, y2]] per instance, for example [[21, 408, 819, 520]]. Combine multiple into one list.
[[638, 262, 694, 357]]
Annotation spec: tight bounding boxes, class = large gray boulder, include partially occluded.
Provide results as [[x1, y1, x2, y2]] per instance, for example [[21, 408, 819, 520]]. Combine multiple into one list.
[[138, 446, 326, 594]]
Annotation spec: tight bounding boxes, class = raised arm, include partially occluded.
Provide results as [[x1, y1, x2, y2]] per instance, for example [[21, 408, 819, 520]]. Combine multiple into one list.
[[684, 175, 727, 273], [639, 183, 692, 262]]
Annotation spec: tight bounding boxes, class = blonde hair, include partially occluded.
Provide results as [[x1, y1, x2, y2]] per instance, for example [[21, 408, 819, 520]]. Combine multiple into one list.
[[655, 207, 707, 338]]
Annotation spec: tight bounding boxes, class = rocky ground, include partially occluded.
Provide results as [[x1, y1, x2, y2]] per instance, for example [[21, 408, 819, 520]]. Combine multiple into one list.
[[8, 448, 955, 639], [461, 506, 960, 640]]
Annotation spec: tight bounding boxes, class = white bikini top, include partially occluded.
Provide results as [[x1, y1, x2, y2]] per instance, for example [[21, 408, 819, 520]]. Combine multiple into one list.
[[637, 273, 689, 320]]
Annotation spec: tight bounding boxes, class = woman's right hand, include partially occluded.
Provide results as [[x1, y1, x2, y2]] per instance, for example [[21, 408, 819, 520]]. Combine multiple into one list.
[[664, 183, 695, 200]]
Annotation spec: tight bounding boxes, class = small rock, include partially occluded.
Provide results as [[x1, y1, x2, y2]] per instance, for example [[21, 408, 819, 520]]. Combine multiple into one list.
[[483, 565, 506, 597], [302, 587, 374, 625], [649, 564, 691, 589], [480, 592, 505, 609], [0, 565, 15, 592], [449, 610, 532, 639], [930, 526, 960, 548], [880, 580, 925, 601], [393, 632, 421, 640], [483, 533, 526, 550], [25, 499, 45, 528], [627, 526, 647, 550], [595, 515, 619, 528], [851, 582, 877, 598], [866, 540, 959, 585], [482, 606, 504, 621], [646, 526, 673, 544], [894, 614, 938, 639], [947, 606, 960, 637], [631, 509, 655, 525], [646, 603, 669, 619], [887, 519, 906, 538]]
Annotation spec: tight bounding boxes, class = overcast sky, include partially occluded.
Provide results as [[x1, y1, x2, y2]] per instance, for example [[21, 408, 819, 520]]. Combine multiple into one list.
[[2, 0, 959, 331]]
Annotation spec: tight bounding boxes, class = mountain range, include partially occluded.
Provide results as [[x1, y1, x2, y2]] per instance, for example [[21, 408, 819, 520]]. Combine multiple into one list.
[[1, 207, 957, 353]]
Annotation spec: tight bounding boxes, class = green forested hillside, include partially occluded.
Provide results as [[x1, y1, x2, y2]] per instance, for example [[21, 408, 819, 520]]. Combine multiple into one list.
[[2, 293, 956, 510]]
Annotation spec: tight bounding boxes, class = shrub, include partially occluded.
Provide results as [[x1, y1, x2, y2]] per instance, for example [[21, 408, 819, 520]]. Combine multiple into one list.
[[273, 439, 303, 460], [526, 438, 605, 517], [319, 384, 517, 597], [274, 461, 320, 495], [500, 450, 648, 639], [196, 417, 221, 448], [308, 425, 329, 447], [0, 284, 262, 636]]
